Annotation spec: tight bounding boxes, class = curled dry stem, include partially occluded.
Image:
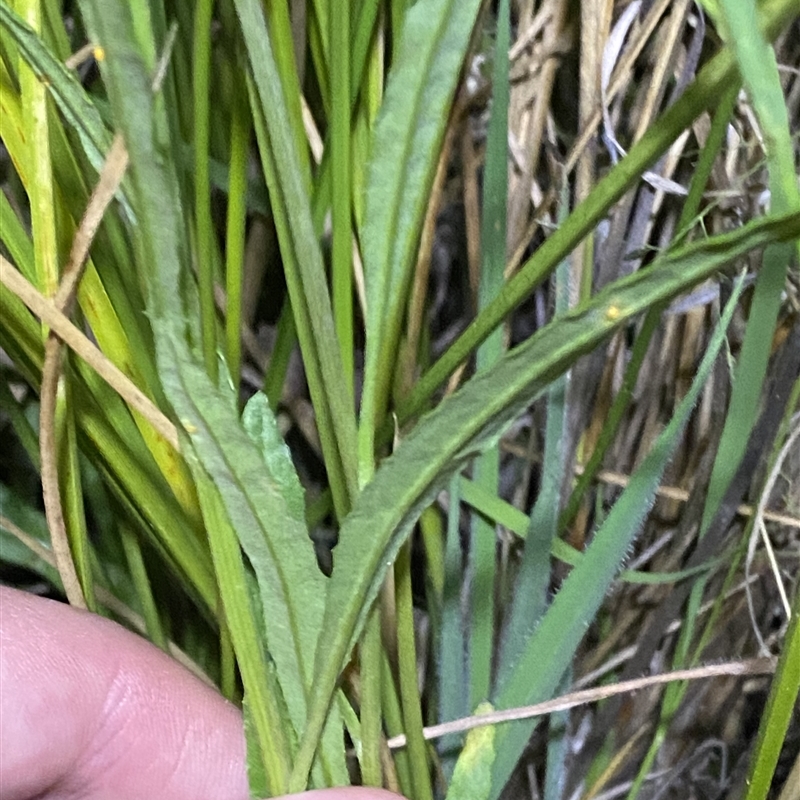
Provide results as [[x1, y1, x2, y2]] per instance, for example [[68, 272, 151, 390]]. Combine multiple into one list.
[[38, 133, 129, 609]]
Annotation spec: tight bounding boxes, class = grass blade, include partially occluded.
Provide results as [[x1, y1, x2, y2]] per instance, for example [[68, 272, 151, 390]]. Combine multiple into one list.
[[290, 211, 800, 788], [396, 0, 800, 425], [234, 0, 359, 516], [357, 0, 482, 470], [468, 0, 509, 709], [743, 523, 800, 799], [0, 3, 114, 184], [486, 274, 747, 798], [499, 177, 571, 682]]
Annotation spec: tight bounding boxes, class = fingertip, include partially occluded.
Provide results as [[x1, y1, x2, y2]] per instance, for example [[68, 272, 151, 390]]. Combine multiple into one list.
[[0, 587, 249, 800]]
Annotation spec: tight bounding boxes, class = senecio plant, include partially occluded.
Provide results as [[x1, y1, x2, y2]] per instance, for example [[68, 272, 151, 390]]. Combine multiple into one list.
[[1, 0, 799, 797]]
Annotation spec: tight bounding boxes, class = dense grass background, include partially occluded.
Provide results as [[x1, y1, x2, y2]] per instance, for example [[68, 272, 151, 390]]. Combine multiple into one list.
[[1, 0, 799, 797]]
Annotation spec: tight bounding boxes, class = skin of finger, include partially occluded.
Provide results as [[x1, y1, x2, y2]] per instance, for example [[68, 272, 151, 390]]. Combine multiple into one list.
[[275, 792, 405, 800], [0, 586, 249, 800], [0, 588, 406, 800]]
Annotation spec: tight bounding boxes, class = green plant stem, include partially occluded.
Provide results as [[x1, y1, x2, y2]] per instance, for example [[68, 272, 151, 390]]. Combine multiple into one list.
[[263, 300, 296, 409], [120, 519, 167, 650], [396, 539, 435, 800], [225, 68, 249, 390], [382, 650, 414, 796], [219, 610, 237, 702], [359, 607, 384, 787], [330, 0, 354, 389], [193, 0, 218, 382], [59, 395, 95, 609], [261, 0, 310, 187]]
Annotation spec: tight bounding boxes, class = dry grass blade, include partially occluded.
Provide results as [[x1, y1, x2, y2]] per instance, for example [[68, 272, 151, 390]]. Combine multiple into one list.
[[386, 658, 776, 750], [0, 260, 179, 450], [38, 133, 129, 608]]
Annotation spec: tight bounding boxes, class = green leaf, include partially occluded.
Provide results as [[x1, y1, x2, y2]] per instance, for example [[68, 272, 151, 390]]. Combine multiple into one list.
[[459, 477, 719, 586], [692, 5, 800, 797], [244, 698, 270, 799], [445, 702, 496, 800], [358, 0, 483, 466], [187, 457, 292, 794], [468, 0, 510, 708], [743, 578, 800, 799], [485, 275, 748, 798], [0, 3, 130, 214], [396, 0, 800, 424], [166, 352, 349, 788], [242, 393, 306, 520], [699, 0, 800, 536], [78, 2, 346, 789], [0, 483, 62, 588], [289, 211, 800, 788], [233, 0, 359, 519]]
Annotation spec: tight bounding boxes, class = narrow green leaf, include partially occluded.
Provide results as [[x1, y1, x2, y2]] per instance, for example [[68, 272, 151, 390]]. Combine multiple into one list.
[[330, 0, 354, 389], [485, 275, 747, 798], [246, 79, 353, 520], [395, 540, 434, 800], [438, 473, 468, 776], [468, 0, 509, 709], [291, 212, 800, 788], [498, 176, 571, 683], [358, 0, 482, 468], [460, 477, 719, 586], [234, 0, 359, 517], [700, 0, 800, 535], [192, 0, 218, 381], [743, 532, 800, 799], [396, 0, 800, 424], [0, 3, 131, 213], [224, 72, 249, 387], [187, 457, 292, 796]]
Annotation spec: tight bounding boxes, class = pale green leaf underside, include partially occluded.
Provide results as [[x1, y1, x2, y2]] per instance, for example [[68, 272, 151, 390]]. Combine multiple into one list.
[[445, 702, 496, 800]]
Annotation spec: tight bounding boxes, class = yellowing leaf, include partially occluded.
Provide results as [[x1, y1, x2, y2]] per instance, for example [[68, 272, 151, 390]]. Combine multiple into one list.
[[446, 703, 496, 800]]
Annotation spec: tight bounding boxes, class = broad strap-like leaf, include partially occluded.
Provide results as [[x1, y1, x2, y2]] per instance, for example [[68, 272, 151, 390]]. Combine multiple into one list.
[[78, 0, 346, 787], [289, 211, 800, 787], [358, 0, 482, 460]]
